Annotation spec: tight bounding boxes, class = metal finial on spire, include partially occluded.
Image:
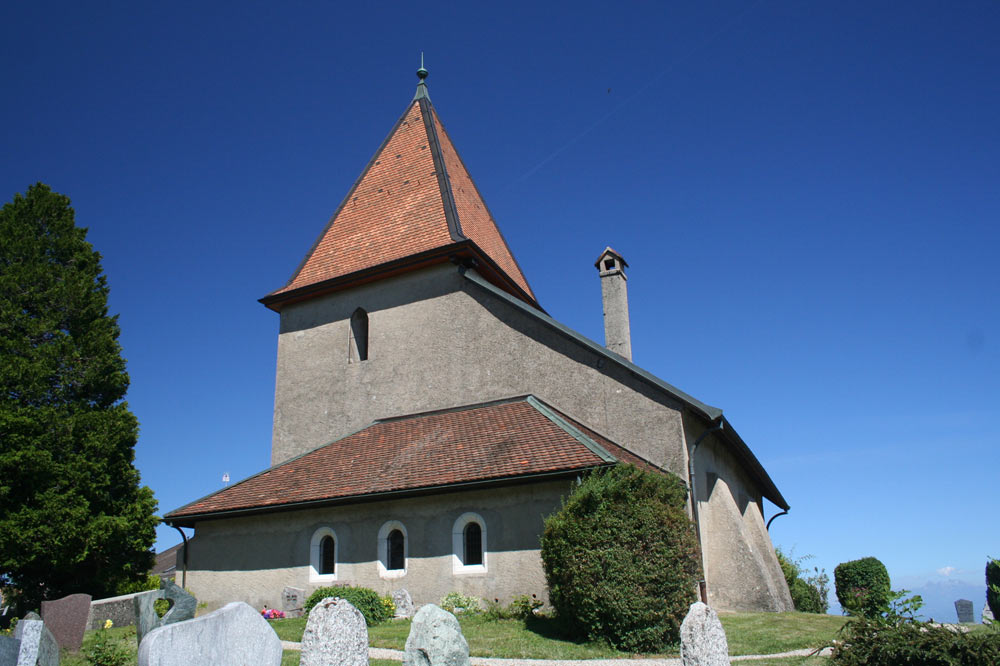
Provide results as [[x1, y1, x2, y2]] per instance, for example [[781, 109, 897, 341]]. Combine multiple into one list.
[[416, 52, 428, 81]]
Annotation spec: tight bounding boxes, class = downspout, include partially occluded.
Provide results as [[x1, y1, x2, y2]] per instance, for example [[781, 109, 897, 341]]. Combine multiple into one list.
[[171, 525, 190, 589], [688, 418, 723, 604], [766, 509, 789, 531]]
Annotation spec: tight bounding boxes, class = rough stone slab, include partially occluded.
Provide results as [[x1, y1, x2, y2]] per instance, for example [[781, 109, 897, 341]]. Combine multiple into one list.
[[404, 604, 469, 666], [159, 580, 196, 626], [0, 636, 21, 664], [138, 601, 282, 666], [680, 602, 730, 666], [12, 618, 59, 666], [40, 593, 91, 652], [133, 580, 197, 646], [300, 597, 368, 666], [393, 589, 415, 618], [984, 603, 995, 624], [133, 589, 165, 646], [954, 599, 974, 623]]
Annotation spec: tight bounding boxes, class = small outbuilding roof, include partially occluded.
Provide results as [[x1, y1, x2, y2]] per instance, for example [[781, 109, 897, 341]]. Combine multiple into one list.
[[164, 395, 652, 527]]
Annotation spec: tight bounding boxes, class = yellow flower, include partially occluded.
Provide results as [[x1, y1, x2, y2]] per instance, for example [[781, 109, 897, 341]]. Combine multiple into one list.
[[103, 619, 113, 630]]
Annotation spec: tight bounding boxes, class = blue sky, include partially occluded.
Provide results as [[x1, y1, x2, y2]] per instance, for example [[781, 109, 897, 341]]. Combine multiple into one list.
[[2, 1, 997, 619]]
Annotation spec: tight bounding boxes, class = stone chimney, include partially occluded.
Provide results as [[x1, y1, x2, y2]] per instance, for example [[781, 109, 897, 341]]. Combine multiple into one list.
[[595, 247, 632, 361]]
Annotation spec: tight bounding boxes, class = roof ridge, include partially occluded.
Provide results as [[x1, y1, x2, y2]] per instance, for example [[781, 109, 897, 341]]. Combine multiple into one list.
[[525, 396, 617, 463], [417, 96, 465, 242], [373, 394, 535, 424]]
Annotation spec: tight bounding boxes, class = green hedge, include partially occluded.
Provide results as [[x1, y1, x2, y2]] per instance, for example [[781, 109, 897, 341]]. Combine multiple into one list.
[[304, 585, 394, 625], [776, 549, 826, 614], [540, 464, 701, 652], [834, 557, 891, 618], [987, 557, 1000, 621], [830, 618, 1000, 665]]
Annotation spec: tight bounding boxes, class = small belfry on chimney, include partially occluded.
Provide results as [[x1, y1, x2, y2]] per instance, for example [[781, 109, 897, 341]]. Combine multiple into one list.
[[595, 247, 632, 361]]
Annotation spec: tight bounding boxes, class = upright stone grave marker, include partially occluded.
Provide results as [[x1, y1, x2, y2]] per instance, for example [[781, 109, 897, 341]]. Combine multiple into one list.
[[404, 604, 470, 666], [6, 618, 60, 666], [138, 601, 282, 666], [40, 593, 91, 651], [392, 589, 415, 618], [134, 580, 197, 645], [300, 597, 368, 666], [283, 586, 305, 618], [680, 601, 730, 666], [955, 599, 974, 623]]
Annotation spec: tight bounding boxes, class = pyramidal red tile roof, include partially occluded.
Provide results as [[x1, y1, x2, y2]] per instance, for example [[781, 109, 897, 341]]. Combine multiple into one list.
[[262, 77, 536, 310], [164, 396, 653, 524]]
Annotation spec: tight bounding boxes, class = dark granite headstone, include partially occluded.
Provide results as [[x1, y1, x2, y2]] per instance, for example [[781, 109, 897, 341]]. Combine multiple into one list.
[[955, 598, 974, 623], [40, 593, 91, 651]]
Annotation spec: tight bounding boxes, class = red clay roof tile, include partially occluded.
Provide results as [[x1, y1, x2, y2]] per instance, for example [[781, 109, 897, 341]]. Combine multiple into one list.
[[165, 397, 654, 521], [267, 89, 535, 306]]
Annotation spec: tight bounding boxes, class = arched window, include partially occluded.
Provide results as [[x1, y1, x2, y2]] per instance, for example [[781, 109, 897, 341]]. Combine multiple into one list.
[[319, 535, 336, 575], [452, 512, 487, 573], [387, 530, 404, 570], [309, 527, 338, 582], [350, 308, 369, 362], [377, 520, 407, 578], [464, 523, 482, 566]]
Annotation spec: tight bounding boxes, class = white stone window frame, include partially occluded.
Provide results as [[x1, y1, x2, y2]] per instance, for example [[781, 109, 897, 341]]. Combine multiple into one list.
[[377, 520, 408, 579], [309, 527, 339, 584], [452, 512, 487, 574]]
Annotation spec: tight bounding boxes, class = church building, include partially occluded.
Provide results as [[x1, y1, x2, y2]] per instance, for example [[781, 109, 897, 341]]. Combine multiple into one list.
[[164, 67, 794, 613]]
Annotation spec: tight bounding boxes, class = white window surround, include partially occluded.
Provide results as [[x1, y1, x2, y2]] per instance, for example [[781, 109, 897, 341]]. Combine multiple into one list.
[[452, 512, 487, 574], [309, 527, 338, 583], [377, 520, 408, 579]]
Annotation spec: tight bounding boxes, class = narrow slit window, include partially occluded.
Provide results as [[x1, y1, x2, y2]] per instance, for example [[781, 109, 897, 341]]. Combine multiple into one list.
[[350, 308, 369, 362], [387, 529, 405, 570], [463, 522, 483, 566], [319, 535, 336, 575]]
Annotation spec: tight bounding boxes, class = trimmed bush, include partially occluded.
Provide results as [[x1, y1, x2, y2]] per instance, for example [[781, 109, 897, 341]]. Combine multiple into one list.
[[304, 585, 394, 625], [987, 557, 1000, 621], [830, 617, 1000, 665], [540, 464, 701, 652], [835, 557, 891, 618]]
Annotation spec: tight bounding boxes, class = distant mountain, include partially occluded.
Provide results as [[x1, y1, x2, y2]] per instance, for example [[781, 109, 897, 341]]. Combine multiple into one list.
[[905, 579, 987, 622]]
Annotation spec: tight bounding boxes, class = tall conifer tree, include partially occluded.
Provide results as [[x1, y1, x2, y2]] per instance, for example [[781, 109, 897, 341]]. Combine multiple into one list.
[[0, 183, 158, 612]]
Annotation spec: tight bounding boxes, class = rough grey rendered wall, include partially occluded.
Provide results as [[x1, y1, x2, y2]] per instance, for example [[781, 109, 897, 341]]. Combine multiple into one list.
[[266, 263, 788, 612], [685, 415, 794, 611], [271, 264, 686, 476], [184, 481, 571, 612]]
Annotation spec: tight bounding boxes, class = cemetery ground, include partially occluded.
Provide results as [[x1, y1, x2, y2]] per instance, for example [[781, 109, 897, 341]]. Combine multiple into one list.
[[56, 610, 847, 665]]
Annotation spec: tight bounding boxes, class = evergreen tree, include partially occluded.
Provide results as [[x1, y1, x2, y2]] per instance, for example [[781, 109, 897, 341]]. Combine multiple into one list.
[[0, 183, 158, 612]]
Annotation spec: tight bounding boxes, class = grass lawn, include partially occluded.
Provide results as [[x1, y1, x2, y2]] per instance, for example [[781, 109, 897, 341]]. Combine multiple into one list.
[[272, 610, 845, 659], [720, 611, 846, 655]]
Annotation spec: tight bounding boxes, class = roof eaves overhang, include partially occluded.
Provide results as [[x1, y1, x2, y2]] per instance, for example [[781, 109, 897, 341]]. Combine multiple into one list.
[[163, 465, 607, 529], [717, 416, 790, 511]]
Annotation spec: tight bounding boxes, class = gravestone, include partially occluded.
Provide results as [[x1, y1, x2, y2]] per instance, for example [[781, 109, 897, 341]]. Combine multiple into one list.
[[300, 597, 367, 666], [393, 589, 415, 618], [134, 580, 197, 645], [955, 599, 974, 623], [137, 601, 282, 666], [984, 603, 995, 624], [283, 586, 305, 617], [403, 604, 469, 666], [1, 618, 60, 666], [680, 602, 730, 666], [40, 593, 91, 651]]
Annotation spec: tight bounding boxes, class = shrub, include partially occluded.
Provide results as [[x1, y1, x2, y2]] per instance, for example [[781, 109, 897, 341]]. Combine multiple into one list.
[[835, 557, 891, 618], [830, 616, 1000, 665], [776, 548, 827, 613], [509, 594, 543, 619], [987, 557, 1000, 621], [115, 575, 161, 596], [84, 621, 131, 666], [440, 592, 482, 614], [540, 463, 701, 652], [304, 585, 394, 625]]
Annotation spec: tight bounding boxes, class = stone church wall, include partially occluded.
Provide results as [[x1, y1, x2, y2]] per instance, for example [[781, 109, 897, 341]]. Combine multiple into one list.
[[271, 264, 687, 475], [184, 480, 571, 612], [686, 416, 794, 611]]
